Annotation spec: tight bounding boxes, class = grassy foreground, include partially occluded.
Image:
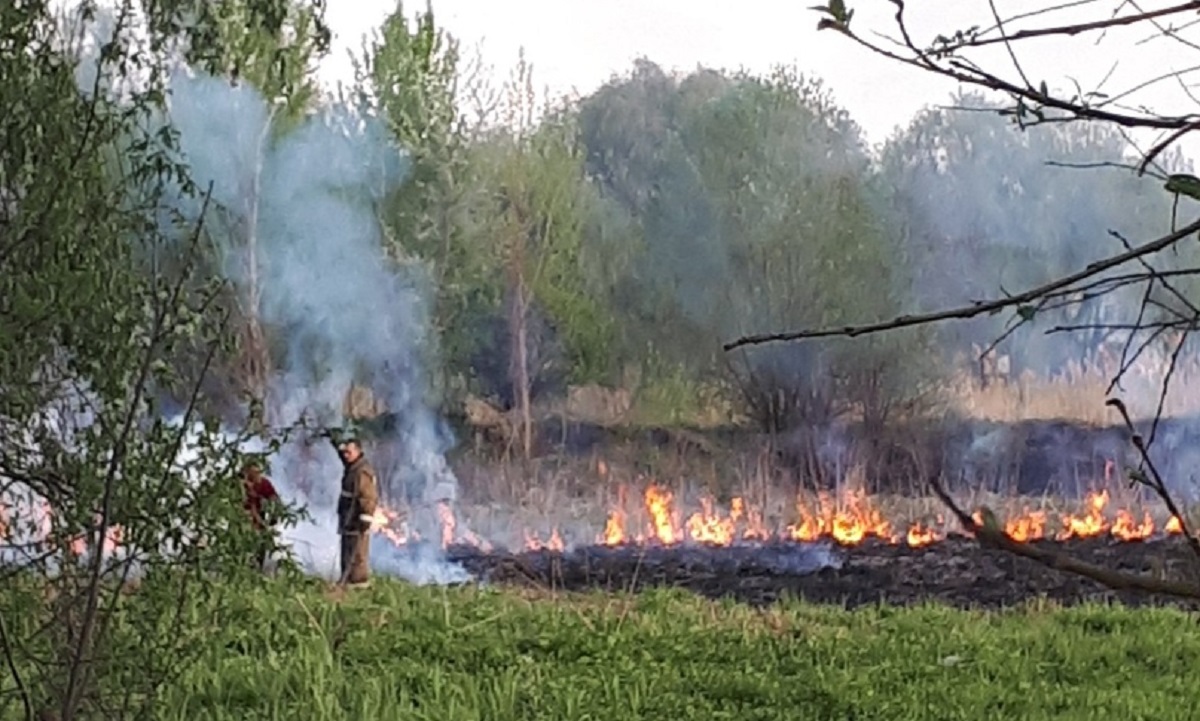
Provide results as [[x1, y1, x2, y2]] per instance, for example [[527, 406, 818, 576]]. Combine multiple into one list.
[[135, 580, 1199, 720]]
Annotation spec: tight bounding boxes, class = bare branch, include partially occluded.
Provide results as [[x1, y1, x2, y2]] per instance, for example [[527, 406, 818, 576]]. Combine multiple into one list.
[[934, 1, 1200, 54], [723, 217, 1200, 351], [1139, 119, 1200, 173], [1107, 397, 1200, 561], [929, 475, 1200, 600], [987, 0, 1033, 91], [825, 2, 1200, 135]]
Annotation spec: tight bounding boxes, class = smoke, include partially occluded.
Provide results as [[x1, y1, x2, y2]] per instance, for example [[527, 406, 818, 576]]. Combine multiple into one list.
[[881, 90, 1198, 378], [164, 70, 470, 585]]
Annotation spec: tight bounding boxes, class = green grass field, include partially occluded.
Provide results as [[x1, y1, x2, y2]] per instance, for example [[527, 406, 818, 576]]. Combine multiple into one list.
[[129, 581, 1196, 721]]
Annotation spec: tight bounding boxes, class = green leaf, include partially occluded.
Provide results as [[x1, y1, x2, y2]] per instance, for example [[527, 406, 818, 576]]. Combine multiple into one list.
[[1165, 173, 1200, 201], [1016, 305, 1037, 321]]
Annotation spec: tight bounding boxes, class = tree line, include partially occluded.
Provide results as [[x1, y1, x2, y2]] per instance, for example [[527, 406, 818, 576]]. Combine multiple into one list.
[[9, 0, 1197, 445], [220, 6, 1185, 437]]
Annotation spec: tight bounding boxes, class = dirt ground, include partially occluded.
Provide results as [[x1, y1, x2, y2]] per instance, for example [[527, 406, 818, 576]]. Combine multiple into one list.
[[444, 536, 1200, 610]]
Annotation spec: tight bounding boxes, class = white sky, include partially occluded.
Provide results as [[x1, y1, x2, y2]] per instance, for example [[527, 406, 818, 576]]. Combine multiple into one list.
[[317, 0, 1200, 161]]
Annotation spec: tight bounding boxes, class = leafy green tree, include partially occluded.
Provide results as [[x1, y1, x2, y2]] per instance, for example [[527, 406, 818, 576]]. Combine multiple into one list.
[[578, 62, 932, 432], [181, 0, 328, 121], [451, 58, 620, 455], [0, 2, 307, 719], [352, 4, 500, 399]]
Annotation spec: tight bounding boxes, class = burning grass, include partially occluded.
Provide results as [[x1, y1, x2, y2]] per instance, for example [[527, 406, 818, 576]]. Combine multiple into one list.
[[136, 581, 1199, 719], [375, 470, 1193, 556]]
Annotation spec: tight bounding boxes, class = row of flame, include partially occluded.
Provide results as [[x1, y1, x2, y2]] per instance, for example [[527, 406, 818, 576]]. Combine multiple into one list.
[[372, 485, 1188, 553], [5, 485, 1181, 558]]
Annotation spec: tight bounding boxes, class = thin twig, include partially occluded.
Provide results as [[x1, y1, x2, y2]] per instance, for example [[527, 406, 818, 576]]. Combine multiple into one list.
[[1106, 397, 1200, 563], [723, 217, 1200, 351], [0, 607, 33, 721], [936, 0, 1200, 53]]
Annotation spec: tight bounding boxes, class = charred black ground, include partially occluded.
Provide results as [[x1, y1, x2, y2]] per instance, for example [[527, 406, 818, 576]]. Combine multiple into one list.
[[443, 537, 1200, 610]]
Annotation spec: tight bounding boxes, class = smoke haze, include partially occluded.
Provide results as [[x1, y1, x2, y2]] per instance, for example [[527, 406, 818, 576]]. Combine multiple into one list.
[[166, 70, 470, 584]]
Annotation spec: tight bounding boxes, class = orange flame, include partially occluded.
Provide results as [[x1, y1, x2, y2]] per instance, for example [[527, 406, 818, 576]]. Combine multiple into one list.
[[17, 468, 1186, 560], [582, 482, 1192, 551], [786, 491, 895, 545], [906, 520, 939, 547], [1005, 508, 1047, 542]]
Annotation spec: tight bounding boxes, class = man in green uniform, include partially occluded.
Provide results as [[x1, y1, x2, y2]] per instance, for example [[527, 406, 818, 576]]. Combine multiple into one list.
[[335, 437, 379, 588]]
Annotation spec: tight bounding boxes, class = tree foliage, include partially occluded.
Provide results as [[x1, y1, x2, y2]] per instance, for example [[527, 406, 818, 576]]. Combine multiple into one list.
[[575, 61, 935, 430], [0, 2, 312, 719]]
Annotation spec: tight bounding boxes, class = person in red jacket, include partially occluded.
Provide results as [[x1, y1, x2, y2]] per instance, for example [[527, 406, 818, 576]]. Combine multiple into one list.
[[242, 461, 280, 571]]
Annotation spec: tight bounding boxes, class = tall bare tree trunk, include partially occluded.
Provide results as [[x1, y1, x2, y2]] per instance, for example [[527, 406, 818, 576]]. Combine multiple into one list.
[[509, 266, 533, 461], [240, 109, 278, 429]]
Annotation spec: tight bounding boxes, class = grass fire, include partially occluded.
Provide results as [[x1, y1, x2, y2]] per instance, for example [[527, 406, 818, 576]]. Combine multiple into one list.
[[360, 481, 1188, 553], [10, 0, 1200, 718]]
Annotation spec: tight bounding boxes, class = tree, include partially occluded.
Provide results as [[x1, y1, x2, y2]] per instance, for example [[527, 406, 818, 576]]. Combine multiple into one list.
[[352, 3, 502, 401], [0, 2, 308, 719], [878, 90, 1186, 376], [578, 62, 936, 438], [726, 1, 1200, 598], [462, 56, 619, 457], [175, 0, 329, 417]]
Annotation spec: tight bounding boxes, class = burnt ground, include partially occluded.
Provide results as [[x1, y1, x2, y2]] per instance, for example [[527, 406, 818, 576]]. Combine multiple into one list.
[[443, 537, 1200, 611]]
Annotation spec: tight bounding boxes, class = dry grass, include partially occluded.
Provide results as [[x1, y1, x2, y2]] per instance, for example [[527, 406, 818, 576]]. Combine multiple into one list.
[[563, 351, 1200, 430], [445, 445, 1191, 551], [443, 352, 1200, 548], [949, 353, 1200, 424]]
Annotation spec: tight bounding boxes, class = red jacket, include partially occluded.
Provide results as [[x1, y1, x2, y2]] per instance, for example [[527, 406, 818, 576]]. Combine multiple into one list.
[[243, 477, 279, 530]]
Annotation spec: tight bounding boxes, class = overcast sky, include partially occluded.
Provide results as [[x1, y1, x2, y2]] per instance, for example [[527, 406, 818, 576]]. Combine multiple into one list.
[[315, 0, 1200, 161]]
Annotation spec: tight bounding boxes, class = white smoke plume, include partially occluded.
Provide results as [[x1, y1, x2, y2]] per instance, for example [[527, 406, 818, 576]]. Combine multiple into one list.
[[164, 70, 471, 585]]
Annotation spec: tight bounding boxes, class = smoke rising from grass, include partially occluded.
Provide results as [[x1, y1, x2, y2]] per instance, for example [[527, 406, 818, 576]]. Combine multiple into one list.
[[165, 70, 470, 584]]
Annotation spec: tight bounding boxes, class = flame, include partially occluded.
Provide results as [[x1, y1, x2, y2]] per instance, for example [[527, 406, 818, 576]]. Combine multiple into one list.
[[602, 508, 626, 545], [1057, 490, 1111, 539], [906, 520, 939, 547], [1045, 490, 1152, 542], [68, 523, 124, 557], [786, 491, 895, 545], [583, 481, 1193, 551], [1005, 508, 1047, 542], [644, 485, 681, 544], [10, 463, 1193, 560], [525, 527, 565, 552], [685, 496, 735, 545]]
